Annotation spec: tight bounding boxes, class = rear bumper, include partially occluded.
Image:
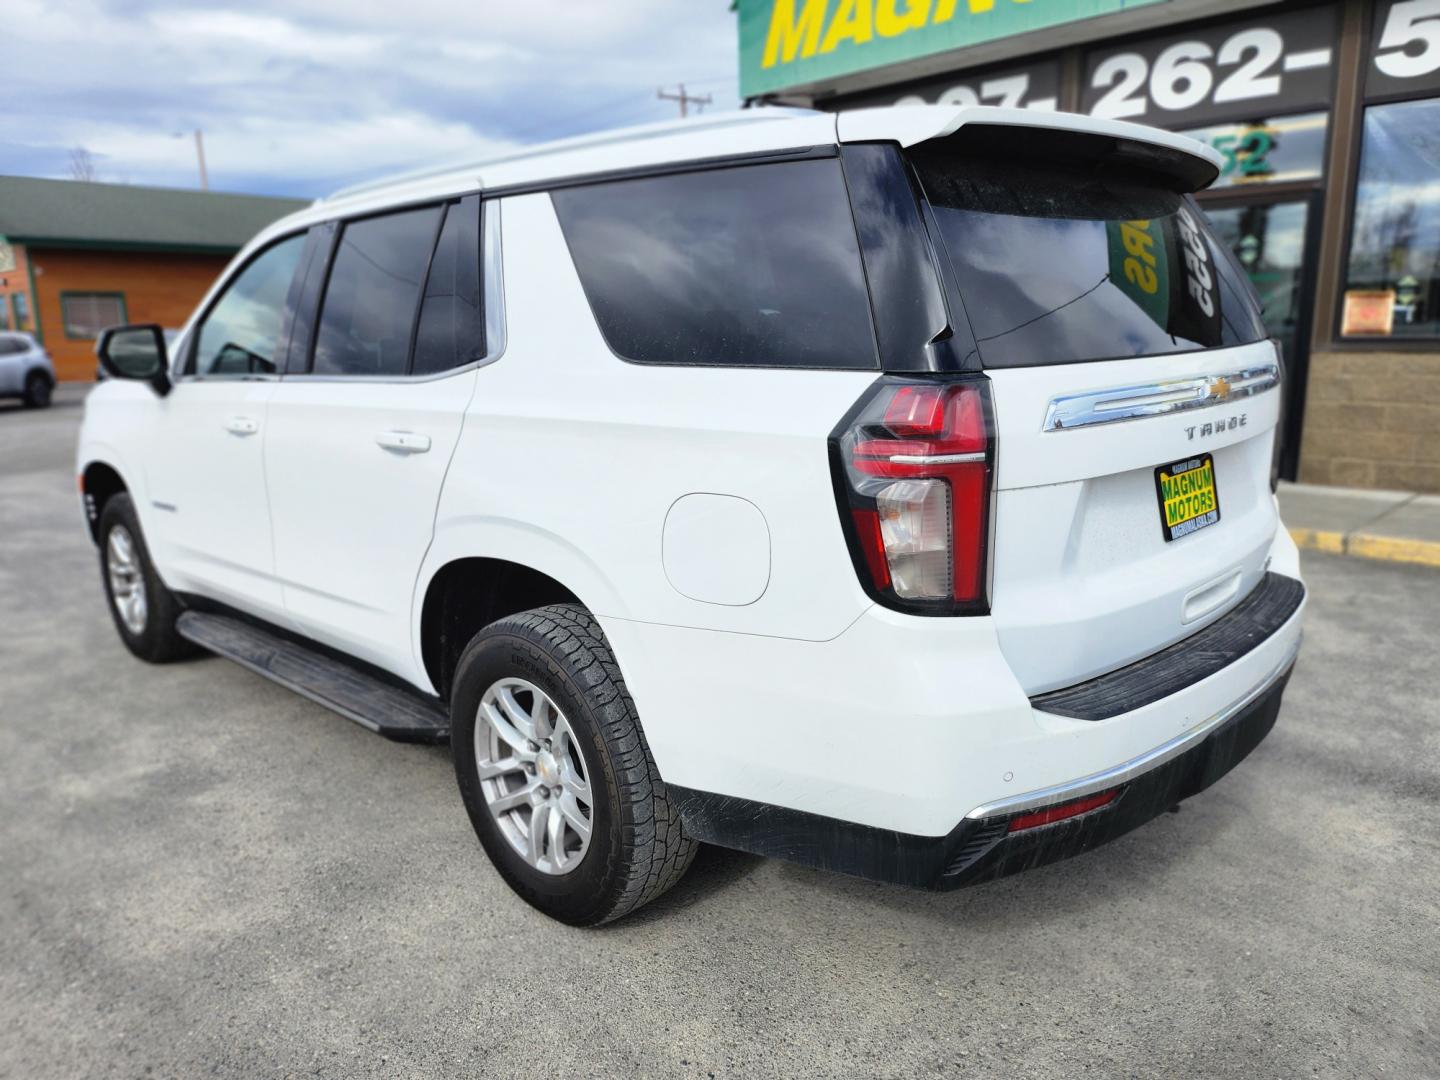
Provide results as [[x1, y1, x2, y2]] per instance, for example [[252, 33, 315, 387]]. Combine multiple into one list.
[[670, 648, 1294, 889], [602, 525, 1304, 863]]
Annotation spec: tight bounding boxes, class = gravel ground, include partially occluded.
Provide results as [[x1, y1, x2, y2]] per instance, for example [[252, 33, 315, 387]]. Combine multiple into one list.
[[2, 385, 1436, 1079]]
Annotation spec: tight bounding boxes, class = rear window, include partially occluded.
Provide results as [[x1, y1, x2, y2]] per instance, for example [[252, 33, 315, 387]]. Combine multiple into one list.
[[910, 143, 1266, 368], [551, 159, 878, 370]]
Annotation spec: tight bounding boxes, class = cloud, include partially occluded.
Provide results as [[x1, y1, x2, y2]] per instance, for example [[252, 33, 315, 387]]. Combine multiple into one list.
[[5, 0, 740, 197]]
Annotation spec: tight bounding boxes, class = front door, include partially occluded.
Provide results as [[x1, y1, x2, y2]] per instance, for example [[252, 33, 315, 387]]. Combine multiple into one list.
[[1200, 195, 1321, 481], [143, 232, 309, 618]]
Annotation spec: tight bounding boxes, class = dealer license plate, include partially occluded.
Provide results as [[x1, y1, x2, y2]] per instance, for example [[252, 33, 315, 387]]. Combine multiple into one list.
[[1155, 453, 1220, 542]]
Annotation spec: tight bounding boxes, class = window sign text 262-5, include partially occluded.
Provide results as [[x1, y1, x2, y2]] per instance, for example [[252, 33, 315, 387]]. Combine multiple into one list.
[[1082, 7, 1338, 129]]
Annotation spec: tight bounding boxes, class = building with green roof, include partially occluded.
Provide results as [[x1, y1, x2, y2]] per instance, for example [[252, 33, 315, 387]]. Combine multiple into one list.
[[0, 176, 306, 380]]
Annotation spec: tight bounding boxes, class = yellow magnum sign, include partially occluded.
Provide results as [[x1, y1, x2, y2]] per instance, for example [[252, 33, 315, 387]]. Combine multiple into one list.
[[762, 0, 1029, 69], [739, 0, 1166, 97]]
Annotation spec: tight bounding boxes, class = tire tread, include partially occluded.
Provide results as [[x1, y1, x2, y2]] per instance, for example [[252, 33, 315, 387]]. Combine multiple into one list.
[[452, 602, 696, 924], [98, 493, 196, 663], [506, 604, 697, 922]]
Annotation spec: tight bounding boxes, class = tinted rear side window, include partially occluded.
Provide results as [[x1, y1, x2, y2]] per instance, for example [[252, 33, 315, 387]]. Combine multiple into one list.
[[412, 196, 484, 376], [552, 159, 878, 369], [910, 145, 1266, 368], [313, 206, 442, 376]]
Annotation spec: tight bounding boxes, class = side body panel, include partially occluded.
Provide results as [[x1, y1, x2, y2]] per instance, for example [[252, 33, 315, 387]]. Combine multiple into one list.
[[415, 191, 879, 682]]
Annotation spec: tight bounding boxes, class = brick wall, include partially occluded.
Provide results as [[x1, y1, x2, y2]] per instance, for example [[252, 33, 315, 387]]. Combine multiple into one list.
[[1299, 350, 1440, 493]]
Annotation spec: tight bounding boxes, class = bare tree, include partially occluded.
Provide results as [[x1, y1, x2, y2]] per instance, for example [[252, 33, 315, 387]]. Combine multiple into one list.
[[68, 147, 99, 182]]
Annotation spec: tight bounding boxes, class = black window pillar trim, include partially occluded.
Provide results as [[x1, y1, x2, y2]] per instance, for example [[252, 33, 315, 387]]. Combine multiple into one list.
[[404, 200, 455, 377]]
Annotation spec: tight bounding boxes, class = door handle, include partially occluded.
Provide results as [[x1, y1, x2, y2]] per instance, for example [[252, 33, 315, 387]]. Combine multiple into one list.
[[225, 415, 259, 436], [376, 430, 431, 454]]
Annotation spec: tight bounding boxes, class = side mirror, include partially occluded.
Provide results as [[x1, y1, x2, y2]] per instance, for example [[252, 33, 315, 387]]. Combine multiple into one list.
[[96, 324, 171, 397]]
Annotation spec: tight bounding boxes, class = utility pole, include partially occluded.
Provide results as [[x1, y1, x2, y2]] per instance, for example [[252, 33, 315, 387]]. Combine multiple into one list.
[[657, 83, 712, 118], [193, 129, 209, 191]]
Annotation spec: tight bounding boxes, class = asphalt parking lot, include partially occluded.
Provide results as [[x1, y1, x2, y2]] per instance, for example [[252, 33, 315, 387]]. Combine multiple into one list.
[[2, 386, 1437, 1079]]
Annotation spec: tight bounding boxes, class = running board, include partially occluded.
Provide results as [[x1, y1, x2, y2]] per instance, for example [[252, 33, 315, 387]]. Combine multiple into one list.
[[175, 611, 449, 743]]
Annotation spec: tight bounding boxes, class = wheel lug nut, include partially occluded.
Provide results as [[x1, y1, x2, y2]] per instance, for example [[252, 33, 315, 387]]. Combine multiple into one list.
[[523, 763, 535, 773], [527, 741, 539, 753]]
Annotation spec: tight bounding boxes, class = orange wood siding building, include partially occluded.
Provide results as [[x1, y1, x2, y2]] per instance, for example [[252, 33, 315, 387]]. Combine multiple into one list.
[[0, 176, 306, 382], [25, 248, 233, 381]]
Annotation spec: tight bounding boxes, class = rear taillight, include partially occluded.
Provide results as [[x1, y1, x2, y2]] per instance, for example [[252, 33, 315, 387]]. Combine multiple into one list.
[[830, 377, 995, 615]]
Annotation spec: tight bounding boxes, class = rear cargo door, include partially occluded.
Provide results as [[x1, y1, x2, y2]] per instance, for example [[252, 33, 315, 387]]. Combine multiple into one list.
[[985, 345, 1282, 694], [909, 126, 1284, 694]]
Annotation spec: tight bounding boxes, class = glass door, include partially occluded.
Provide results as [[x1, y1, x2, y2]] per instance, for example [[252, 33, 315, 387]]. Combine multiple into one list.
[[1202, 194, 1321, 482]]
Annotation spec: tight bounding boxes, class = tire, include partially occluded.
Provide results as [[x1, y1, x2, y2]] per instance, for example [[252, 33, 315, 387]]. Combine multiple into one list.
[[22, 371, 52, 409], [97, 493, 196, 663], [451, 604, 697, 925]]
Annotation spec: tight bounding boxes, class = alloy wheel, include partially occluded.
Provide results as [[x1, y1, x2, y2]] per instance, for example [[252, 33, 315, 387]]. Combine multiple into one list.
[[475, 677, 594, 875], [106, 525, 148, 635]]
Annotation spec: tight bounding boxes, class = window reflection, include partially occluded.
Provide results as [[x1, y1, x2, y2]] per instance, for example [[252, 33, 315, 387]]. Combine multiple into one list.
[[1344, 98, 1440, 339], [1182, 113, 1328, 189], [313, 207, 441, 376], [193, 235, 306, 376], [910, 150, 1266, 368], [552, 160, 878, 369]]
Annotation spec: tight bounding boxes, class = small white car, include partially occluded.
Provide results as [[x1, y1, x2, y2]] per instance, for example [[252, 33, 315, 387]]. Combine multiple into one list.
[[76, 106, 1305, 924], [0, 331, 56, 408]]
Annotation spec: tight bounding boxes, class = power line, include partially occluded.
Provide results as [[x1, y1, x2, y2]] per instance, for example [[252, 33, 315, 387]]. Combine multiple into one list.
[[657, 83, 713, 118]]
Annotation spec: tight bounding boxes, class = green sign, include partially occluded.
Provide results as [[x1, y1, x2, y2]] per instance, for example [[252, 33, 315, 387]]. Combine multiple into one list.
[[738, 0, 1169, 98], [1107, 219, 1170, 332], [1104, 212, 1221, 345]]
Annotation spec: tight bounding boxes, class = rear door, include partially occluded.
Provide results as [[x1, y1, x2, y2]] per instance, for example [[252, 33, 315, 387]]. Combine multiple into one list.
[[908, 127, 1282, 694], [264, 195, 489, 681]]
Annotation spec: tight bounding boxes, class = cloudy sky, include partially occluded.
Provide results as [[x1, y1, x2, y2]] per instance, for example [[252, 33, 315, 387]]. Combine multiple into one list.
[[5, 0, 741, 198]]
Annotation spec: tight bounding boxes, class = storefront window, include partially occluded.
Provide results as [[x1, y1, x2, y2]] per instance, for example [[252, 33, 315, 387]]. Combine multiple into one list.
[[61, 292, 126, 340], [1342, 97, 1440, 338], [1182, 113, 1328, 189]]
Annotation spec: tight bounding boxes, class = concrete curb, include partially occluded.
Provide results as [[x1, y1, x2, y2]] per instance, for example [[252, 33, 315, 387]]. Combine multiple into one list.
[[1281, 483, 1440, 569], [1287, 516, 1440, 569]]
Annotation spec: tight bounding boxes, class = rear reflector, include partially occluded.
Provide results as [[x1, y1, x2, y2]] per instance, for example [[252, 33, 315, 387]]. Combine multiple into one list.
[[1007, 789, 1119, 833]]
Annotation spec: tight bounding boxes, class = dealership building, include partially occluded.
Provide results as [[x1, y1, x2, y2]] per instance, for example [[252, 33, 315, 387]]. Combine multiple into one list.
[[739, 0, 1440, 491], [0, 177, 306, 382]]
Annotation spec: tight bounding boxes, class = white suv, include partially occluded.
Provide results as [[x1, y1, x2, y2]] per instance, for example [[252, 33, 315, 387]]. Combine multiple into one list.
[[77, 106, 1305, 925]]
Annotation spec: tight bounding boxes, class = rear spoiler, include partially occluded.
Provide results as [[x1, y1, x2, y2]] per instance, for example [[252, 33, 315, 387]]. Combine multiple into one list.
[[836, 104, 1222, 193]]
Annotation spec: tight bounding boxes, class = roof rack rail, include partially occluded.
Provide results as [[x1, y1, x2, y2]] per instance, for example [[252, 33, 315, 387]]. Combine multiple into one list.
[[320, 107, 811, 204]]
